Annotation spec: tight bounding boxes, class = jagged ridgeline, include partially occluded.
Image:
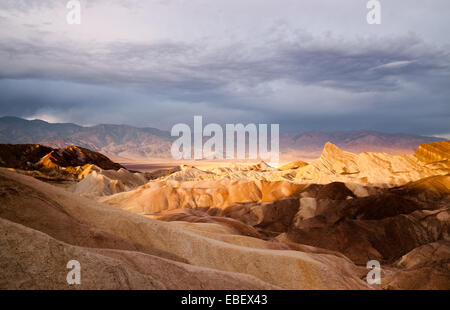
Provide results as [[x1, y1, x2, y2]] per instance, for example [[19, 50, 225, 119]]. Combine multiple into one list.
[[0, 139, 449, 289]]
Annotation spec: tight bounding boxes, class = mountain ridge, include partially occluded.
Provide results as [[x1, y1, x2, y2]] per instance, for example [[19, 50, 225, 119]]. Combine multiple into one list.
[[0, 116, 445, 161]]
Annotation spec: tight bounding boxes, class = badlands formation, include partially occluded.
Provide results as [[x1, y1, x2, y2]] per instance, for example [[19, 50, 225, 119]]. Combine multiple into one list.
[[0, 141, 449, 289]]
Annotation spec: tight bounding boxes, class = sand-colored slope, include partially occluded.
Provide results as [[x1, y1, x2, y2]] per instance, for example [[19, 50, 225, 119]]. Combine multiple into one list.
[[71, 168, 148, 197], [67, 142, 450, 205], [382, 241, 450, 289], [400, 174, 450, 199], [293, 143, 450, 186], [96, 144, 449, 216], [1, 218, 278, 290], [0, 168, 370, 289], [100, 179, 307, 214], [279, 160, 309, 171], [414, 141, 450, 163]]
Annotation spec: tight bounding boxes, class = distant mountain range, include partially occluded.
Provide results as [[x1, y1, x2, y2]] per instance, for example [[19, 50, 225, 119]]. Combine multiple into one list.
[[0, 116, 172, 161], [0, 116, 445, 162]]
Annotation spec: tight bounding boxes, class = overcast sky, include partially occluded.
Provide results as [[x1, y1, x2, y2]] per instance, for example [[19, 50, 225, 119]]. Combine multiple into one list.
[[0, 0, 449, 137]]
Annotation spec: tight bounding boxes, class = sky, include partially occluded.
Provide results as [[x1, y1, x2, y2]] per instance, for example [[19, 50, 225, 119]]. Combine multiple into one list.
[[0, 0, 449, 137]]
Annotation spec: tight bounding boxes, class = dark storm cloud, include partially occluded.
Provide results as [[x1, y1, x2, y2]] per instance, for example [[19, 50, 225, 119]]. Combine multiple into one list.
[[1, 33, 448, 94], [0, 1, 449, 135]]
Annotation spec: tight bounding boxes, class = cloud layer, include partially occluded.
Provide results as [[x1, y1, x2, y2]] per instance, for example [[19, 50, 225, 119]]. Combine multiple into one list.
[[0, 0, 449, 136]]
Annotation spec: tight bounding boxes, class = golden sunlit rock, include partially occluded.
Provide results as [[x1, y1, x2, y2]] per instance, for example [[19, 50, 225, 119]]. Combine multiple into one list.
[[1, 141, 449, 290]]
